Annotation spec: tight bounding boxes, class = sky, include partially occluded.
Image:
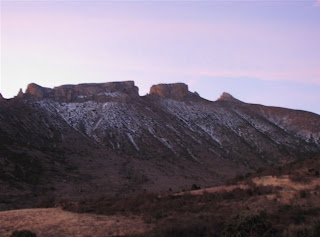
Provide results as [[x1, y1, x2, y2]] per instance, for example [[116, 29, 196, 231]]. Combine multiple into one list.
[[1, 0, 320, 114]]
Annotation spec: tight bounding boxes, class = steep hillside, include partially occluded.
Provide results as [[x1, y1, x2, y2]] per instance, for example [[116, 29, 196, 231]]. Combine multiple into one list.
[[1, 81, 320, 210], [22, 81, 320, 165]]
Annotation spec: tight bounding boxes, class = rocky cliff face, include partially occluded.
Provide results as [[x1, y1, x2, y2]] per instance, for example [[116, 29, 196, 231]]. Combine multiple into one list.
[[25, 83, 52, 99], [25, 81, 139, 102], [149, 83, 199, 101], [218, 92, 240, 102], [16, 89, 24, 98]]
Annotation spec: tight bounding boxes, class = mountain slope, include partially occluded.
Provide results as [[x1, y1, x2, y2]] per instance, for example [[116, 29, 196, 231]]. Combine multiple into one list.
[[0, 81, 319, 210], [29, 82, 320, 165]]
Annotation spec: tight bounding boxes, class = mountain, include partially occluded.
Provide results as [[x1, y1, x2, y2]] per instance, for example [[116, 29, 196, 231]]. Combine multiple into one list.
[[1, 81, 320, 210]]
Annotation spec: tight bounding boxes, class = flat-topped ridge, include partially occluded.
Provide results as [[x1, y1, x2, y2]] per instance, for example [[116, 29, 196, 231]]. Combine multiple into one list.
[[24, 81, 139, 102], [149, 83, 200, 101], [18, 81, 241, 103]]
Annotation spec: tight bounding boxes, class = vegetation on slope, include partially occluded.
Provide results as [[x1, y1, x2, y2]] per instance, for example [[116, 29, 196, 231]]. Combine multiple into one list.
[[56, 154, 320, 237]]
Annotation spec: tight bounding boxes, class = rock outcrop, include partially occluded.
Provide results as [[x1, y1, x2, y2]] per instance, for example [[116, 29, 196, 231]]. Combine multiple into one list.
[[25, 81, 139, 103], [25, 83, 52, 99], [25, 81, 205, 102], [17, 89, 24, 98], [218, 92, 240, 102], [149, 83, 198, 101]]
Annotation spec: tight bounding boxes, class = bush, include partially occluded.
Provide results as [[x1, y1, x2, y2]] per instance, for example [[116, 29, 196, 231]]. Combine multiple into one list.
[[10, 230, 37, 237], [283, 223, 320, 237], [222, 214, 276, 237], [191, 184, 201, 190], [300, 190, 309, 199], [289, 173, 311, 183], [312, 221, 320, 237], [150, 215, 220, 237]]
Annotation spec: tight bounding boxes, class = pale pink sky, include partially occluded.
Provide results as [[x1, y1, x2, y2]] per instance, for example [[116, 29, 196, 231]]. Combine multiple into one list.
[[1, 0, 320, 114]]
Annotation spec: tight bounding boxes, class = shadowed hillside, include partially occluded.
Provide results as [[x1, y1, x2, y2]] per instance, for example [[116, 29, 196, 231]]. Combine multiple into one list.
[[1, 81, 320, 211]]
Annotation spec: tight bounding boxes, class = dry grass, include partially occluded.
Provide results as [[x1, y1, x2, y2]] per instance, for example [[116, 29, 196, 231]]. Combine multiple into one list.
[[0, 208, 152, 237], [2, 156, 320, 237]]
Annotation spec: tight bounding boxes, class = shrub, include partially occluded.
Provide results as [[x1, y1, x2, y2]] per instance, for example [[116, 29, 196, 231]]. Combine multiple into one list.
[[150, 215, 220, 237], [191, 184, 201, 190], [313, 221, 320, 236], [10, 230, 37, 237], [222, 214, 276, 237], [300, 190, 308, 199], [289, 173, 311, 183], [286, 227, 311, 237], [256, 167, 265, 174], [283, 223, 320, 237]]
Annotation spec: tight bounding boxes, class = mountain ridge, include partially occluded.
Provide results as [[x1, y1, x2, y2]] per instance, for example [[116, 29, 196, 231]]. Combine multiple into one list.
[[13, 81, 241, 104], [1, 80, 320, 210], [7, 81, 320, 116]]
